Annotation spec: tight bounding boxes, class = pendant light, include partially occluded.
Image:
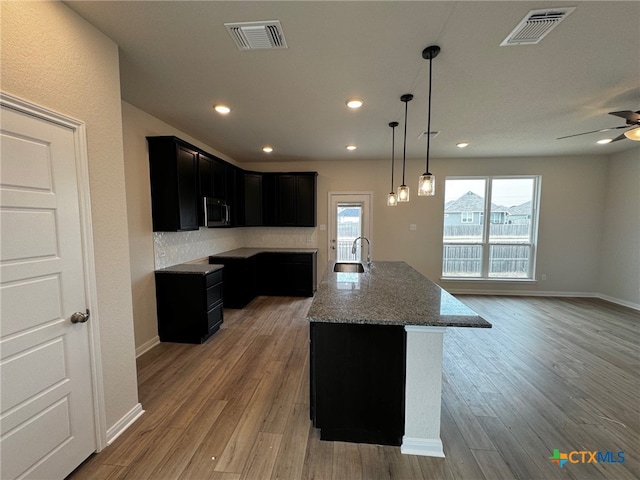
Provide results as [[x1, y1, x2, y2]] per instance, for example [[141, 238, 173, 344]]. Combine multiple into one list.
[[398, 94, 413, 202], [387, 121, 399, 206], [418, 45, 440, 197]]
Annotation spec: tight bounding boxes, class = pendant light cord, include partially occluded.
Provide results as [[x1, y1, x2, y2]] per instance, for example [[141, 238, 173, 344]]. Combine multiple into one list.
[[390, 123, 396, 191], [402, 98, 409, 185], [425, 55, 433, 174]]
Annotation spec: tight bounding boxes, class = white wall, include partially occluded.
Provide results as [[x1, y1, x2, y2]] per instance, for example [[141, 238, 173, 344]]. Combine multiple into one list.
[[599, 147, 640, 307], [244, 154, 614, 298], [1, 2, 138, 430]]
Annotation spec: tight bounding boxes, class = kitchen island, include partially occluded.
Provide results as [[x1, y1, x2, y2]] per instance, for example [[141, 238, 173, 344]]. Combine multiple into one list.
[[306, 261, 491, 457]]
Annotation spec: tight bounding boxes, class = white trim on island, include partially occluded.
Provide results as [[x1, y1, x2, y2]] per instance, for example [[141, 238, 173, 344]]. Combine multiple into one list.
[[403, 325, 447, 457]]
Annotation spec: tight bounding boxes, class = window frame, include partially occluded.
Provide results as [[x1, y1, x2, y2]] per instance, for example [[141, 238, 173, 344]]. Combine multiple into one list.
[[441, 175, 541, 281]]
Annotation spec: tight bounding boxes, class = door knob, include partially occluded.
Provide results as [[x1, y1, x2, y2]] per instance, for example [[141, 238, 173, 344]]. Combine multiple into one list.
[[71, 309, 90, 324]]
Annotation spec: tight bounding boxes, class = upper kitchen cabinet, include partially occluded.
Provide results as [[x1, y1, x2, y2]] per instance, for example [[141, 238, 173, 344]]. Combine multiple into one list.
[[243, 172, 263, 226], [276, 173, 318, 227], [147, 136, 199, 232]]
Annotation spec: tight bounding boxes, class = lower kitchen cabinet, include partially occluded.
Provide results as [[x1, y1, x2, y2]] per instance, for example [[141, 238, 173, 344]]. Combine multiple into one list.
[[209, 249, 317, 308], [154, 266, 224, 344], [310, 322, 406, 446]]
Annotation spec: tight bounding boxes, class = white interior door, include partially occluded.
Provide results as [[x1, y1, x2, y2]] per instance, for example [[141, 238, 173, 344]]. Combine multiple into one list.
[[328, 192, 372, 263], [1, 103, 96, 479]]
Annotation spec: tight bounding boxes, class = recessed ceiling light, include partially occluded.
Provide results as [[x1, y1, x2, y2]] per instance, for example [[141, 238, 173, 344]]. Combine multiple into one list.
[[262, 146, 273, 153], [346, 145, 357, 151], [213, 104, 231, 115], [456, 142, 469, 148], [346, 98, 364, 109], [597, 138, 612, 145]]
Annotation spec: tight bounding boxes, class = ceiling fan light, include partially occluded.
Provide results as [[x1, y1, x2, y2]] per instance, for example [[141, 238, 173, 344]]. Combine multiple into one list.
[[624, 127, 640, 141], [387, 192, 398, 206], [418, 174, 436, 196], [397, 185, 410, 202]]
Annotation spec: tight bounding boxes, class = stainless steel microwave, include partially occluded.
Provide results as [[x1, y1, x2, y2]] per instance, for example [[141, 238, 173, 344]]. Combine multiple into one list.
[[203, 197, 230, 227]]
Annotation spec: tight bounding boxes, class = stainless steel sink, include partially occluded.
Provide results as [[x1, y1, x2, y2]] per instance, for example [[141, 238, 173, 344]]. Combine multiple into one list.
[[333, 262, 365, 273]]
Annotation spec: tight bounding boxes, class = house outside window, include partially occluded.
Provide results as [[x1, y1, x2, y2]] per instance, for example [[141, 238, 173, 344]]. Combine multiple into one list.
[[442, 176, 541, 279]]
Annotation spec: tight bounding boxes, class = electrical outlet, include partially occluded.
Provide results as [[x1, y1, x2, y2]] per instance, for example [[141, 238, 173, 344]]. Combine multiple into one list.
[[409, 224, 417, 231], [541, 274, 547, 281]]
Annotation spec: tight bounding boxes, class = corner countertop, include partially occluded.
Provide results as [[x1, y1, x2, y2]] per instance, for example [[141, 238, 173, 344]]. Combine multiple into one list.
[[155, 263, 224, 275], [209, 247, 318, 259], [307, 261, 491, 328]]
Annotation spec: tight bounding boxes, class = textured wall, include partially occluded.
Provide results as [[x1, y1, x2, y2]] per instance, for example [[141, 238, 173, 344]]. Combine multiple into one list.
[[1, 2, 139, 431]]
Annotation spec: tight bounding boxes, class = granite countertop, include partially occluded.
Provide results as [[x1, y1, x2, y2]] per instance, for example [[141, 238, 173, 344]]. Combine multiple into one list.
[[155, 262, 224, 275], [307, 261, 491, 328], [209, 247, 318, 259]]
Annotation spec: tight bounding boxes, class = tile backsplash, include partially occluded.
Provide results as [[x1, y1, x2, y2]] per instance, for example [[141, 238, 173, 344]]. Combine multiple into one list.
[[154, 226, 317, 269]]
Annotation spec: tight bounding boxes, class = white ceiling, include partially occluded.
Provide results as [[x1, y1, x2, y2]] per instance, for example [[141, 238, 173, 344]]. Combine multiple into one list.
[[66, 1, 640, 164]]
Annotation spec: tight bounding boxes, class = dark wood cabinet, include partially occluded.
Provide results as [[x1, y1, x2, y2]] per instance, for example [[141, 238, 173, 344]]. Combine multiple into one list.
[[209, 250, 317, 308], [205, 256, 258, 309], [310, 322, 406, 446], [147, 135, 317, 231], [154, 267, 224, 344], [258, 252, 317, 296], [264, 172, 318, 227], [148, 136, 199, 232], [243, 172, 263, 226], [276, 173, 317, 226]]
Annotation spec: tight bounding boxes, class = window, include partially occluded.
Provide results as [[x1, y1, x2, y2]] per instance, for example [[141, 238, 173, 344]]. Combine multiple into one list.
[[461, 212, 474, 224], [442, 176, 540, 280]]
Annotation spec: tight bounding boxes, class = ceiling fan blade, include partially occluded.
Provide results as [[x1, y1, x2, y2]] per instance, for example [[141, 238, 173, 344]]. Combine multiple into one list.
[[609, 110, 640, 123], [610, 132, 628, 142], [557, 125, 628, 140]]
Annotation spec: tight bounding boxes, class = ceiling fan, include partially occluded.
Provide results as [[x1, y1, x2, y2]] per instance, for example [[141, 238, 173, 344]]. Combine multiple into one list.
[[558, 110, 640, 142]]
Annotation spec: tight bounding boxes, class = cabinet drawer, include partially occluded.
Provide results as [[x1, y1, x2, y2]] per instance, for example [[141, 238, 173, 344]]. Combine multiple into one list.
[[207, 303, 223, 333], [206, 268, 223, 287], [206, 282, 223, 308]]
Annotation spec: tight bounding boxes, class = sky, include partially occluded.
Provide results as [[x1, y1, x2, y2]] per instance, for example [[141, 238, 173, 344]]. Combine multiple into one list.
[[444, 178, 535, 207]]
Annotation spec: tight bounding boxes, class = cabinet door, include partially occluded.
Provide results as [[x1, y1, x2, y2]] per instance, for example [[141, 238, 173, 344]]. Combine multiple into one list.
[[212, 159, 226, 200], [262, 173, 277, 226], [244, 173, 263, 226], [277, 174, 297, 226], [148, 137, 199, 232], [296, 174, 317, 226], [176, 145, 199, 231]]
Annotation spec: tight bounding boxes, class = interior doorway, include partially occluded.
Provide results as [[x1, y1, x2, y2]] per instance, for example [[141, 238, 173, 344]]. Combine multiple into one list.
[[328, 192, 372, 263]]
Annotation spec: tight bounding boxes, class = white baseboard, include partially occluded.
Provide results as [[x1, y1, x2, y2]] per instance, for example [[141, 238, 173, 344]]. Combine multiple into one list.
[[106, 403, 145, 446], [595, 293, 640, 312], [401, 436, 445, 457], [136, 336, 160, 358], [449, 289, 640, 313], [448, 288, 595, 297]]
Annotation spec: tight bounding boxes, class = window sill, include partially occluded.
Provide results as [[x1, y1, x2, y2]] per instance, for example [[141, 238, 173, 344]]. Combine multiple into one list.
[[440, 277, 537, 283]]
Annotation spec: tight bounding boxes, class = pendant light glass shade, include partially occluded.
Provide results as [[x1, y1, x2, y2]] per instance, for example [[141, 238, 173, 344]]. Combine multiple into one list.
[[387, 121, 399, 207], [397, 185, 410, 202], [418, 45, 440, 197], [418, 174, 435, 196], [398, 94, 413, 203]]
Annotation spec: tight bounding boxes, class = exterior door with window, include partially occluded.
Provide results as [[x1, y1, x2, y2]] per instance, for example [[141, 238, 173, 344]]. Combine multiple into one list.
[[328, 193, 372, 263]]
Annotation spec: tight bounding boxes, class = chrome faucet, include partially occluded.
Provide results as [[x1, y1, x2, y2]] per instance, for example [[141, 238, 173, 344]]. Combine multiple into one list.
[[351, 236, 371, 266]]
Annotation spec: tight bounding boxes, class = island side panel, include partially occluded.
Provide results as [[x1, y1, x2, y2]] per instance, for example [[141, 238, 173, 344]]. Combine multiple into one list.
[[402, 325, 446, 457], [310, 322, 406, 446]]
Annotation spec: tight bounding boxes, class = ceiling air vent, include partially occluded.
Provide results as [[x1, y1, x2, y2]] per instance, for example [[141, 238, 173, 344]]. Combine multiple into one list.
[[500, 7, 575, 46], [225, 20, 288, 50]]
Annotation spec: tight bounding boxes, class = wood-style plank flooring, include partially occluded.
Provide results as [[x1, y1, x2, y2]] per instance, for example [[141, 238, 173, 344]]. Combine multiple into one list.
[[68, 295, 640, 480]]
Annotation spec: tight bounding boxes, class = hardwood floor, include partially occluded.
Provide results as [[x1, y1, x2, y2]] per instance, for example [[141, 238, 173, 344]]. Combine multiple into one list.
[[68, 295, 639, 480]]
